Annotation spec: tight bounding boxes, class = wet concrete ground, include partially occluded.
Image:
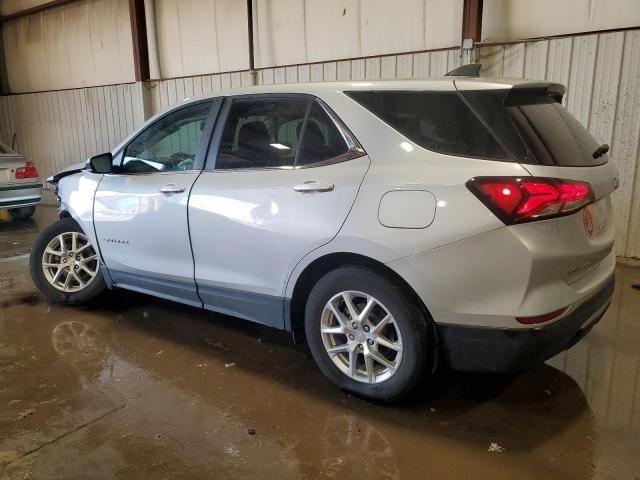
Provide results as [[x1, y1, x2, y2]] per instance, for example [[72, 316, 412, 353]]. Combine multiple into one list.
[[1, 194, 639, 480]]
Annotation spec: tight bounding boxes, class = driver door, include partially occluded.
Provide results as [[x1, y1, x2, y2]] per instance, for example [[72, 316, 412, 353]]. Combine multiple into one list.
[[93, 99, 219, 307]]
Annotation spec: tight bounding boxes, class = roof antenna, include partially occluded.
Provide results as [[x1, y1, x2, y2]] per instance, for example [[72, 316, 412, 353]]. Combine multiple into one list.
[[445, 63, 482, 77]]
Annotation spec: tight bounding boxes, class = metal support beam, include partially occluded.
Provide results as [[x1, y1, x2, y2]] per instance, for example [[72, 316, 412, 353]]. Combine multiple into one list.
[[0, 0, 81, 23], [462, 0, 483, 42], [144, 0, 160, 80], [0, 23, 9, 94], [129, 0, 150, 82], [246, 0, 257, 85]]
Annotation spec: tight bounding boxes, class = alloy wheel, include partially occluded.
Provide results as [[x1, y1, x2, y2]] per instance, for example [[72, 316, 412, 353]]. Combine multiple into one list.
[[320, 290, 403, 384], [41, 232, 99, 293]]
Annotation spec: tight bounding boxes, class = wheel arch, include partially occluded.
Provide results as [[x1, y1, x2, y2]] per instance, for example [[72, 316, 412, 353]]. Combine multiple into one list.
[[286, 252, 430, 343]]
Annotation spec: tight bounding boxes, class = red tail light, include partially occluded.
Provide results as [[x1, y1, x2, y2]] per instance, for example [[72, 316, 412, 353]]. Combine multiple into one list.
[[466, 177, 594, 224], [15, 161, 39, 179]]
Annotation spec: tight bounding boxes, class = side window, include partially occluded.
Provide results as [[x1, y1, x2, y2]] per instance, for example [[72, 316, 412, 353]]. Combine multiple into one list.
[[122, 101, 212, 173], [297, 102, 349, 166], [216, 98, 309, 170], [345, 91, 507, 160]]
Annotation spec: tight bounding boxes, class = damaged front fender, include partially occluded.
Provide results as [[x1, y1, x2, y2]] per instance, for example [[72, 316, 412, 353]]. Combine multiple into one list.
[[46, 161, 89, 187], [57, 172, 102, 249]]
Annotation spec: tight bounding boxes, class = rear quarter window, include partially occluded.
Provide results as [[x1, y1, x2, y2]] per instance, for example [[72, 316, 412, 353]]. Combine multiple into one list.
[[344, 90, 509, 161]]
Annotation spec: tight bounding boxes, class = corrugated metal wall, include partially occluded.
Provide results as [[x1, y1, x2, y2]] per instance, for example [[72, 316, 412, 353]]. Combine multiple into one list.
[[0, 29, 638, 257], [0, 83, 145, 178], [154, 0, 249, 78], [253, 0, 463, 69], [1, 0, 135, 93], [482, 0, 640, 42]]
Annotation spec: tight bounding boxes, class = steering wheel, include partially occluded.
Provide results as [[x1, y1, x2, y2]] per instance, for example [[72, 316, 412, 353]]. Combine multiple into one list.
[[167, 152, 194, 171]]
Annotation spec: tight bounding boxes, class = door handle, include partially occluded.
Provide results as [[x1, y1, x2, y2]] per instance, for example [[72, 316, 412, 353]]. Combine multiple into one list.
[[160, 184, 186, 194], [293, 181, 334, 193]]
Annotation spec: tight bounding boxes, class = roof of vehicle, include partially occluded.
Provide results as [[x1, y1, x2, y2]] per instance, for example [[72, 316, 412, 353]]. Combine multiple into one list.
[[178, 77, 562, 105], [111, 76, 564, 159]]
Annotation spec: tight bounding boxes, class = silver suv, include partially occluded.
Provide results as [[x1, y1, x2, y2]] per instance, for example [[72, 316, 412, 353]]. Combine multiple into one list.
[[30, 79, 617, 402]]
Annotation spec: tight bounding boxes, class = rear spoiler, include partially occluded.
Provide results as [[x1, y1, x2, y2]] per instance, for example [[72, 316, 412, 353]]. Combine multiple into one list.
[[448, 65, 566, 103], [454, 78, 567, 103], [510, 82, 566, 103]]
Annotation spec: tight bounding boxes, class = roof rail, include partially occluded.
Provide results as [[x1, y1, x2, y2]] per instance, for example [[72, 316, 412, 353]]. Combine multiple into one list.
[[445, 64, 482, 77]]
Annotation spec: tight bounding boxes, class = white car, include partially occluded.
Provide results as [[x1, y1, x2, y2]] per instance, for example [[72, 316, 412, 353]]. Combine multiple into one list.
[[0, 141, 42, 219], [30, 78, 617, 402]]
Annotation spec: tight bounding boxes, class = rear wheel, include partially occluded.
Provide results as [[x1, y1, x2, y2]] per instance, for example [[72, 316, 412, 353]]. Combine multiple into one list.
[[30, 218, 106, 305], [304, 266, 436, 403], [9, 206, 35, 220]]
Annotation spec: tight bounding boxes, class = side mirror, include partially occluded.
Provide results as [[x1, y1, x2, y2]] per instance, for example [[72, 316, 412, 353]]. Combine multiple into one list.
[[89, 153, 113, 174]]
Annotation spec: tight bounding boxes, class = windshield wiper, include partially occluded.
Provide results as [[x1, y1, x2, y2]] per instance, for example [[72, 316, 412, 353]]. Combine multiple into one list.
[[592, 144, 610, 159]]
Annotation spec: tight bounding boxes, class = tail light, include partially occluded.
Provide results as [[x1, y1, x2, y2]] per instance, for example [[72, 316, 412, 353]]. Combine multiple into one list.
[[466, 176, 594, 224], [15, 161, 39, 180]]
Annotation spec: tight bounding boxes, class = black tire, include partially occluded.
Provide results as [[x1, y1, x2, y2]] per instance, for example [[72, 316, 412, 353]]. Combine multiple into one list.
[[305, 265, 437, 403], [30, 218, 106, 305], [9, 206, 35, 220]]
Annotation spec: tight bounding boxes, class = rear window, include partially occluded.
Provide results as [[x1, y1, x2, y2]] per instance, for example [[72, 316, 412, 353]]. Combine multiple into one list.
[[460, 88, 605, 167], [345, 91, 508, 160]]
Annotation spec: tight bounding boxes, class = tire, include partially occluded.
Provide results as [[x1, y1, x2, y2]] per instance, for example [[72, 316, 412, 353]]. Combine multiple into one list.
[[30, 217, 106, 305], [9, 206, 35, 220], [305, 265, 436, 403]]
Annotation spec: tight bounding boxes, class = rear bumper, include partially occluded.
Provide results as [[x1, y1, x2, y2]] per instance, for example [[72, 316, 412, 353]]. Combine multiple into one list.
[[0, 183, 42, 209], [438, 275, 615, 372]]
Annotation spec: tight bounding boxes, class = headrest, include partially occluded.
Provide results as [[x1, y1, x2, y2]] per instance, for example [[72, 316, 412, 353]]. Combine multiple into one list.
[[239, 121, 270, 146]]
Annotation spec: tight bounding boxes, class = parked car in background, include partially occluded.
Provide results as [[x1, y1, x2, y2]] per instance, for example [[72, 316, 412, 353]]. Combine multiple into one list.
[[30, 77, 618, 402], [0, 141, 41, 219]]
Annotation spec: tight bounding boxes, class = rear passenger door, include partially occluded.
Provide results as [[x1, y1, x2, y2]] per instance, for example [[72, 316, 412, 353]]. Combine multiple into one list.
[[188, 95, 370, 328]]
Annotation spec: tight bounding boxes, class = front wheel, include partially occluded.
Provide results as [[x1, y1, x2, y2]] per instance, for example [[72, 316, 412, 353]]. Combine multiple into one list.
[[30, 218, 106, 305], [305, 266, 437, 403]]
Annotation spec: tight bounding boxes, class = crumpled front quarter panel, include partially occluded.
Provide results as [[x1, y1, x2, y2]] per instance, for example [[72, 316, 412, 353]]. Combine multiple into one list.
[[58, 172, 102, 248]]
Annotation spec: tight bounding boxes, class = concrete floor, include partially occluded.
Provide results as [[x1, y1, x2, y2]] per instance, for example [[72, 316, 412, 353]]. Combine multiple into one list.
[[1, 197, 639, 480]]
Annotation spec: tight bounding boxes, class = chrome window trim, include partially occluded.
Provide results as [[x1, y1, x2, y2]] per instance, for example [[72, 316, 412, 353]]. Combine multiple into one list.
[[292, 98, 367, 169], [315, 98, 365, 155]]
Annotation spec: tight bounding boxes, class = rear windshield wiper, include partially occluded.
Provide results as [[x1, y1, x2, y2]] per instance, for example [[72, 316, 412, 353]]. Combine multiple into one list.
[[592, 144, 610, 159]]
